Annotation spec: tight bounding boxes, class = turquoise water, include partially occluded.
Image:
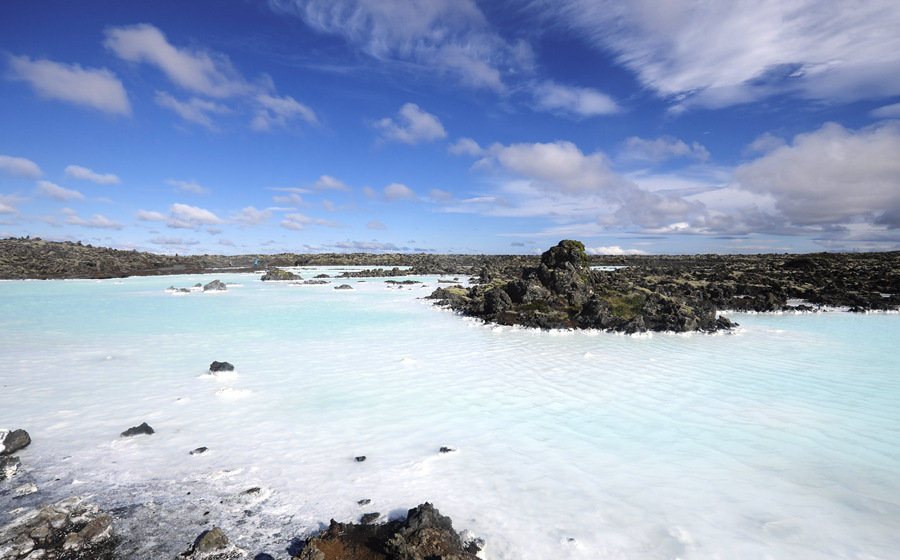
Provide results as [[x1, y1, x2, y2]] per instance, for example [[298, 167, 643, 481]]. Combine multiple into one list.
[[1, 272, 899, 559]]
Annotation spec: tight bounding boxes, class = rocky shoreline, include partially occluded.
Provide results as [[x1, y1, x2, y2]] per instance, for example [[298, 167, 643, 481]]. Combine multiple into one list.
[[2, 236, 898, 333], [1, 427, 481, 560]]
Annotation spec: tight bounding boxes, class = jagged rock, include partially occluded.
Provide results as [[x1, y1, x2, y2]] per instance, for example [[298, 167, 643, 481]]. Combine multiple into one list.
[[261, 268, 300, 281], [196, 527, 228, 553], [0, 496, 118, 559], [357, 499, 371, 506], [360, 513, 380, 524], [355, 456, 366, 462], [203, 279, 227, 292], [1, 455, 20, 480], [1, 429, 31, 455], [190, 447, 209, 455], [294, 503, 477, 560], [209, 361, 235, 372], [120, 422, 154, 437]]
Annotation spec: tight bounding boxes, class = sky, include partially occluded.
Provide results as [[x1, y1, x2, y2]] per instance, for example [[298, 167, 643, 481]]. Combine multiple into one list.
[[2, 0, 900, 256]]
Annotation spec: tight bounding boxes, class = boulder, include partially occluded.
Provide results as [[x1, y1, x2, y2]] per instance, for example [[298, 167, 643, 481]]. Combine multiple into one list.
[[202, 279, 227, 292], [0, 428, 31, 455], [209, 361, 235, 372], [261, 268, 300, 281], [120, 422, 154, 437]]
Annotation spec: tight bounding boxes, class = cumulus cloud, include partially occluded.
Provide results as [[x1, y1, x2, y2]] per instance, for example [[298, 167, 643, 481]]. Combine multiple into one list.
[[105, 24, 250, 98], [169, 203, 226, 227], [136, 210, 166, 221], [268, 0, 531, 91], [232, 206, 271, 226], [448, 137, 484, 156], [166, 179, 210, 195], [331, 240, 402, 252], [734, 121, 900, 228], [586, 246, 649, 255], [312, 175, 352, 191], [65, 165, 121, 185], [367, 220, 387, 230], [36, 180, 84, 202], [535, 0, 900, 109], [62, 210, 124, 229], [0, 194, 22, 214], [0, 155, 42, 178], [384, 183, 416, 201], [7, 55, 131, 115], [531, 81, 618, 118], [374, 103, 447, 145], [620, 136, 710, 163], [252, 93, 318, 130], [155, 91, 230, 130]]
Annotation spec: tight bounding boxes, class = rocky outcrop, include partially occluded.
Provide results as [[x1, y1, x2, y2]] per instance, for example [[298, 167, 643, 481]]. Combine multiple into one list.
[[429, 240, 734, 333], [1, 428, 31, 456], [260, 268, 300, 281], [294, 503, 479, 560], [120, 422, 155, 437], [203, 279, 227, 292], [209, 361, 235, 373], [0, 496, 118, 559]]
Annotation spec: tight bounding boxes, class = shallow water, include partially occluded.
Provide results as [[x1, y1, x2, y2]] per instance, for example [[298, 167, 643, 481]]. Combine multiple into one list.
[[1, 271, 899, 559]]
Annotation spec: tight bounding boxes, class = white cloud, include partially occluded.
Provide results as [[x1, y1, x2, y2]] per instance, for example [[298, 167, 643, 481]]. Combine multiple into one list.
[[63, 211, 124, 230], [155, 91, 230, 130], [531, 81, 618, 118], [219, 238, 235, 246], [312, 175, 351, 191], [150, 236, 192, 245], [374, 103, 447, 145], [137, 210, 167, 221], [7, 55, 131, 115], [367, 220, 387, 230], [65, 165, 121, 185], [586, 246, 649, 255], [269, 0, 531, 92], [871, 102, 900, 119], [36, 180, 84, 202], [734, 121, 900, 228], [0, 155, 42, 178], [272, 193, 307, 206], [448, 137, 484, 156], [252, 93, 318, 130], [233, 206, 271, 225], [384, 183, 416, 201], [166, 179, 210, 195], [284, 213, 340, 227], [0, 194, 22, 214], [332, 240, 402, 252], [538, 0, 900, 109], [430, 189, 453, 201], [362, 186, 377, 198], [105, 24, 250, 98], [620, 136, 710, 163], [169, 203, 226, 227]]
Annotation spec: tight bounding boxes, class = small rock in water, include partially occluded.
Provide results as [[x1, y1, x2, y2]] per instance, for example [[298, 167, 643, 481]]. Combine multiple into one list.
[[1, 428, 31, 455], [357, 499, 371, 506], [14, 482, 38, 498], [439, 446, 457, 454], [202, 279, 227, 292], [335, 284, 354, 290], [194, 526, 228, 554], [120, 422, 154, 437], [209, 361, 235, 372], [355, 456, 366, 462], [189, 447, 208, 455], [0, 455, 20, 480], [243, 487, 261, 495], [360, 512, 380, 524]]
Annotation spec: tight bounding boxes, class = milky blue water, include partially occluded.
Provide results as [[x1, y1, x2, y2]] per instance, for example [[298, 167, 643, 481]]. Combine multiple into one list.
[[1, 271, 899, 559]]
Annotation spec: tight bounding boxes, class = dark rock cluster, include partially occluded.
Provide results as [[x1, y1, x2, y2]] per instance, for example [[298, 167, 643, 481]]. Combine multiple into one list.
[[429, 240, 734, 333], [295, 503, 480, 560], [1, 429, 31, 482]]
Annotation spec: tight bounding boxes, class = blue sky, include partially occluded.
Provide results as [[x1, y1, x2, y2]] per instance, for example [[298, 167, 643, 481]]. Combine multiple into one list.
[[2, 0, 900, 255]]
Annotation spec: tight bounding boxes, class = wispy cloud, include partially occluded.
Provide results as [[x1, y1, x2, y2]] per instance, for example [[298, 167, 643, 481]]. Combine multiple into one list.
[[312, 175, 351, 191], [0, 155, 42, 178], [374, 103, 447, 145], [268, 0, 532, 92], [166, 179, 210, 195], [136, 210, 166, 221], [620, 136, 710, 163], [36, 180, 84, 202], [531, 81, 618, 118], [367, 220, 387, 230], [155, 91, 230, 130], [7, 55, 131, 115], [252, 93, 318, 130], [536, 0, 900, 109], [168, 203, 226, 228], [65, 165, 121, 185], [61, 209, 124, 229], [383, 183, 416, 201], [232, 206, 271, 226]]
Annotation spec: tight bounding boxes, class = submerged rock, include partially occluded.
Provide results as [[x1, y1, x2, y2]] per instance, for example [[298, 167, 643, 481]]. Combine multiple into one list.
[[120, 422, 154, 437], [0, 428, 31, 455], [0, 455, 20, 481]]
